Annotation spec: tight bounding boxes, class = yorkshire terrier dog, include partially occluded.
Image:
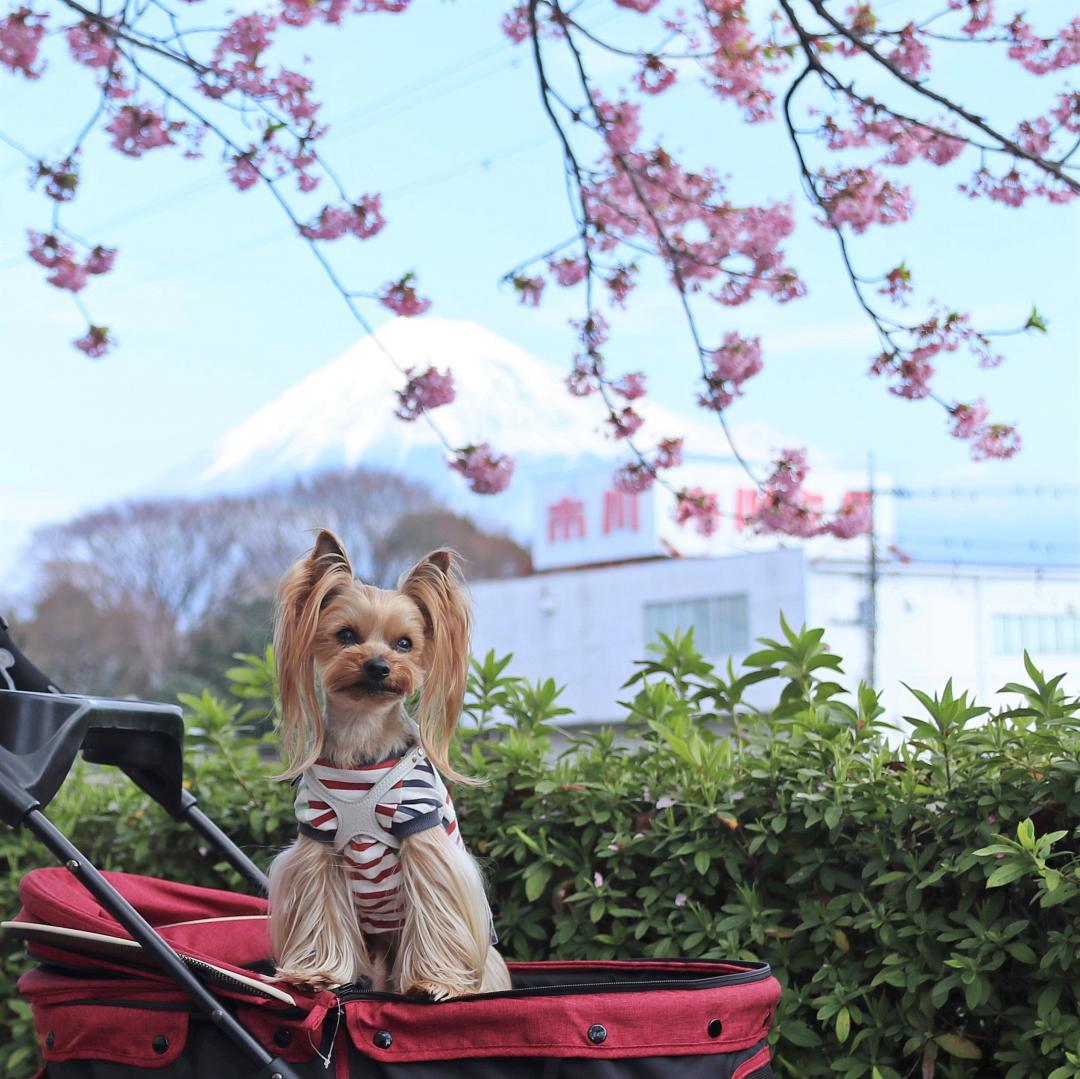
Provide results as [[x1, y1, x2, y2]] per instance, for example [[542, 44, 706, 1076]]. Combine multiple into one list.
[[268, 530, 510, 999]]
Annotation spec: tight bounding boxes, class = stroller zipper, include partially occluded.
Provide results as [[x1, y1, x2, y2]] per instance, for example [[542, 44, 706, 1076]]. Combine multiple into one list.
[[331, 962, 771, 1004], [25, 945, 292, 1005]]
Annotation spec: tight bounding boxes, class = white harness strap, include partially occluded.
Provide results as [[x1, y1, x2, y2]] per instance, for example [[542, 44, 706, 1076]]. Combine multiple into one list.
[[300, 744, 427, 852]]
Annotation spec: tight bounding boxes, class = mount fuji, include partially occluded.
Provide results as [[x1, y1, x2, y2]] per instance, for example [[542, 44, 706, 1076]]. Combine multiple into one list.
[[165, 318, 787, 539]]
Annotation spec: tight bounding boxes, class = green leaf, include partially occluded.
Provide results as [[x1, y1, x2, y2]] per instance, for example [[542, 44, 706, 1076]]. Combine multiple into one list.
[[835, 1007, 851, 1043], [780, 1020, 822, 1048], [934, 1034, 981, 1060], [985, 862, 1027, 888], [1024, 306, 1048, 333], [693, 850, 711, 876], [524, 864, 552, 902]]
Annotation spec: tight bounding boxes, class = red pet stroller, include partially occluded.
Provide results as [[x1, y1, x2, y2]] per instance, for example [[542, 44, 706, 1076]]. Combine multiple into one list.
[[0, 620, 780, 1078]]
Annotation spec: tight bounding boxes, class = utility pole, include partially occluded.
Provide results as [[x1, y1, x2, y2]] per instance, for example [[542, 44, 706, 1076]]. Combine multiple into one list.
[[867, 453, 879, 687]]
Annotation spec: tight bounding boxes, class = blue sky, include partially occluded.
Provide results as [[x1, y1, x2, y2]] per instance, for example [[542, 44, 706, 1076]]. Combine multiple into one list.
[[0, 0, 1077, 590]]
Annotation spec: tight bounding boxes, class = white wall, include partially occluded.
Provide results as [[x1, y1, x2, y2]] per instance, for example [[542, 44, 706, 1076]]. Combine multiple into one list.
[[470, 549, 806, 725], [807, 561, 1080, 719]]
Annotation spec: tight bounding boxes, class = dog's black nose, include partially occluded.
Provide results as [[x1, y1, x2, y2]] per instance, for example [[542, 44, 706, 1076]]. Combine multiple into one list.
[[364, 658, 390, 681]]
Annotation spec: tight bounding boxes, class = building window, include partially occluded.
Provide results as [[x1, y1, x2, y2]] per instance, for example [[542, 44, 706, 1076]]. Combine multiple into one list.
[[644, 594, 749, 657], [992, 613, 1080, 656]]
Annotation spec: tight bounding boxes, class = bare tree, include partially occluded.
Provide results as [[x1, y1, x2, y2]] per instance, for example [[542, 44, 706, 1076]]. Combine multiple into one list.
[[17, 464, 523, 697]]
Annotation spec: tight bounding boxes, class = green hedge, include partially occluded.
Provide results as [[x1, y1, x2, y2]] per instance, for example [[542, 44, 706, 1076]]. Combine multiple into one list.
[[1, 627, 1077, 1078]]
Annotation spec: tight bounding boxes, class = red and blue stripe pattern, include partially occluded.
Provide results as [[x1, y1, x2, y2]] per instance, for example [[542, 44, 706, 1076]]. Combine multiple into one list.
[[294, 754, 463, 934]]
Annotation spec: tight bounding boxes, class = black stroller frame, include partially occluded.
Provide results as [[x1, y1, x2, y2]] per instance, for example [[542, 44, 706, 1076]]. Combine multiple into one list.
[[0, 617, 301, 1079]]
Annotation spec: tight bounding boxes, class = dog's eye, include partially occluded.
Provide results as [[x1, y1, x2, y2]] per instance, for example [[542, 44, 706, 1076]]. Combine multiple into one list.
[[394, 637, 412, 652], [336, 628, 359, 646]]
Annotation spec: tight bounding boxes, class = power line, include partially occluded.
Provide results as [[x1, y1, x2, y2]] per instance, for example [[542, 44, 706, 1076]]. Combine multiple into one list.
[[109, 134, 555, 290], [893, 484, 1080, 499]]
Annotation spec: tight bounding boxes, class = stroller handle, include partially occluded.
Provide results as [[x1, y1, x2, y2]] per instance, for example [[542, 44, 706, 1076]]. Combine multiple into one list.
[[0, 619, 269, 891], [0, 614, 59, 695]]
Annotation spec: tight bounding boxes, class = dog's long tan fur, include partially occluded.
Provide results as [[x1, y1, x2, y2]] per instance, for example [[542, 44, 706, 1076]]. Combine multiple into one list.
[[267, 530, 509, 998]]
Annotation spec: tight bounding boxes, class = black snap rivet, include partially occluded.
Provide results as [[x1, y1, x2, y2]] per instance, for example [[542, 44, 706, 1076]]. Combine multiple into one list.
[[152, 1035, 169, 1054], [587, 1023, 607, 1044], [273, 1027, 293, 1047], [708, 1018, 723, 1038], [44, 1031, 55, 1049], [373, 1029, 393, 1049]]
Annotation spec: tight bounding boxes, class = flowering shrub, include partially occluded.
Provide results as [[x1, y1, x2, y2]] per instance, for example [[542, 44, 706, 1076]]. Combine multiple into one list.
[[3, 2, 1077, 531], [0, 631, 1077, 1077]]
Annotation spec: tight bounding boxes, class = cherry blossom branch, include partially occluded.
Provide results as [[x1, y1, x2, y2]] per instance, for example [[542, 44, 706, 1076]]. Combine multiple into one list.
[[123, 49, 462, 446], [805, 0, 1080, 195]]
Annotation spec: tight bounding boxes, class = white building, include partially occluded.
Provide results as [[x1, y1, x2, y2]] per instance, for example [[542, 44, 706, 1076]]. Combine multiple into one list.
[[470, 467, 1080, 727]]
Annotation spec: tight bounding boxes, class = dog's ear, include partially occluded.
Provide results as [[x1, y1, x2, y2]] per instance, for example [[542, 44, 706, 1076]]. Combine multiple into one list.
[[400, 550, 473, 783], [274, 530, 355, 778], [311, 529, 352, 583]]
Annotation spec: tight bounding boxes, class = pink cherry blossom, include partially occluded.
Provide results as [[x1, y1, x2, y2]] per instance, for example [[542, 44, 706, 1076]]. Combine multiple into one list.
[[825, 492, 872, 539], [595, 97, 641, 155], [818, 167, 914, 233], [615, 0, 661, 11], [612, 371, 647, 400], [0, 7, 46, 78], [949, 1, 994, 36], [820, 105, 964, 168], [1051, 91, 1080, 133], [66, 19, 118, 68], [228, 154, 261, 191], [948, 399, 990, 440], [613, 436, 684, 494], [27, 230, 72, 269], [395, 365, 455, 421], [301, 196, 386, 240], [279, 0, 348, 28], [869, 351, 935, 400], [699, 0, 782, 122], [549, 256, 588, 287], [216, 13, 277, 64], [566, 360, 599, 398], [878, 264, 913, 305], [378, 273, 431, 317], [767, 448, 808, 497], [635, 55, 676, 95], [605, 264, 637, 307], [1007, 16, 1080, 75], [606, 405, 645, 440], [675, 487, 722, 537], [512, 274, 545, 307], [614, 462, 654, 493], [655, 437, 684, 470], [582, 150, 800, 304], [47, 259, 89, 292], [572, 314, 609, 351], [105, 106, 176, 157], [963, 166, 1032, 206], [85, 245, 117, 275], [500, 4, 530, 43], [748, 450, 823, 538], [1014, 117, 1054, 157], [74, 325, 114, 358], [698, 333, 762, 411], [273, 68, 320, 123], [972, 423, 1021, 460], [889, 24, 931, 78], [33, 158, 79, 202], [450, 443, 514, 494]]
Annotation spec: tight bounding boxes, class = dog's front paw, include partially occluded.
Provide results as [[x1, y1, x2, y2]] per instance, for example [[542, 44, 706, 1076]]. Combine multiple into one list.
[[402, 977, 476, 1002], [274, 966, 344, 993]]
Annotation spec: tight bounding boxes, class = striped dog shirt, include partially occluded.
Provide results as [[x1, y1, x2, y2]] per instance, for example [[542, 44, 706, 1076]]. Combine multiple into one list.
[[294, 744, 463, 935]]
